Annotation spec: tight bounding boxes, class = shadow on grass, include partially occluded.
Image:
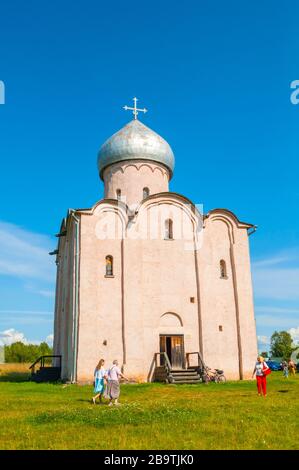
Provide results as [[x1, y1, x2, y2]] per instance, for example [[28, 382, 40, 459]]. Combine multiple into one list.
[[0, 374, 65, 384], [277, 390, 289, 393], [0, 372, 31, 383]]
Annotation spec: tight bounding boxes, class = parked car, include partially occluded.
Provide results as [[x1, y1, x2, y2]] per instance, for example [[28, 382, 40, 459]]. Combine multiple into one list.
[[266, 360, 282, 371]]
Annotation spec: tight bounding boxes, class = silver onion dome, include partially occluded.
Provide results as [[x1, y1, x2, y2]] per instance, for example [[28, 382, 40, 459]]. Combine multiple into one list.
[[97, 120, 175, 180]]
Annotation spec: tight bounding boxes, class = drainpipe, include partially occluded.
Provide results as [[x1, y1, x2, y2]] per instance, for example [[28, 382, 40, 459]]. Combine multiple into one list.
[[69, 209, 80, 383], [248, 225, 257, 236]]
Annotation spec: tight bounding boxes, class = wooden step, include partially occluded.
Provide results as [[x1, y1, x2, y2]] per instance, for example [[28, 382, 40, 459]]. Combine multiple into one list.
[[171, 371, 200, 376], [171, 377, 201, 383], [154, 365, 203, 384], [173, 376, 201, 380], [172, 380, 201, 384]]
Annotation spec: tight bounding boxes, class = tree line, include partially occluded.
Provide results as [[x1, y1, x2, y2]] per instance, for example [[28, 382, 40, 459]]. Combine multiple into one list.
[[260, 331, 299, 360], [2, 330, 298, 363], [4, 342, 53, 363]]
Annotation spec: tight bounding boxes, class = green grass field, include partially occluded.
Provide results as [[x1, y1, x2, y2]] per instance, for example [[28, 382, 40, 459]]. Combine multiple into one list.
[[0, 366, 298, 450]]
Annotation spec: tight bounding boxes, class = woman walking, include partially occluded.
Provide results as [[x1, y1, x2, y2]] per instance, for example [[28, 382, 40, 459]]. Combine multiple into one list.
[[288, 359, 296, 376], [281, 360, 289, 378], [252, 356, 270, 397], [105, 359, 129, 406], [92, 359, 107, 404]]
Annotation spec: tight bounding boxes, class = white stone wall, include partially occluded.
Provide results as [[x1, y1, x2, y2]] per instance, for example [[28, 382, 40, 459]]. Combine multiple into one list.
[[54, 197, 258, 383], [199, 212, 257, 379]]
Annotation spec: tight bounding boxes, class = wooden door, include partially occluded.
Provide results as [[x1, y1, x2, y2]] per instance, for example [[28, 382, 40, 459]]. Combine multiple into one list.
[[171, 336, 184, 369], [160, 335, 184, 369]]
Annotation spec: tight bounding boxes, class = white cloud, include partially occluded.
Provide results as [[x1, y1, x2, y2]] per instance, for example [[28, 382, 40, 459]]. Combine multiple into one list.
[[23, 282, 55, 298], [36, 290, 55, 298], [288, 327, 299, 345], [0, 328, 54, 346], [252, 248, 299, 268], [253, 256, 290, 268], [256, 327, 299, 354], [46, 334, 54, 346], [257, 335, 269, 346], [0, 328, 29, 345], [0, 221, 56, 282]]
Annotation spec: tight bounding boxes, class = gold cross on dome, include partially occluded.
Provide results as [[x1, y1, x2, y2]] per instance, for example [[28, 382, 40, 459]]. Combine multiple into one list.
[[123, 97, 147, 120]]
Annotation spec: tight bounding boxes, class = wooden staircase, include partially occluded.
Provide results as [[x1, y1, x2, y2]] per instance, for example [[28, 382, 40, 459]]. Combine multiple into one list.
[[153, 352, 204, 384], [29, 355, 62, 383], [170, 368, 201, 384]]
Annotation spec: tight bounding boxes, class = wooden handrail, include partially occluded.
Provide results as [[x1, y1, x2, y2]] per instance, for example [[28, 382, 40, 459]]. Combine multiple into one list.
[[186, 351, 206, 369], [29, 355, 62, 370], [155, 352, 172, 373]]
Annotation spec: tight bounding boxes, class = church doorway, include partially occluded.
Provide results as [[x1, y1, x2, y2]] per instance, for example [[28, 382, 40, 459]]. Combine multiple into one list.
[[160, 335, 185, 369]]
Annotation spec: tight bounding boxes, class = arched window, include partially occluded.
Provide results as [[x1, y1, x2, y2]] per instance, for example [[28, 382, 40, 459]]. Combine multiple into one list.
[[116, 189, 121, 201], [105, 255, 113, 276], [143, 187, 150, 199], [165, 219, 173, 240], [220, 260, 227, 279]]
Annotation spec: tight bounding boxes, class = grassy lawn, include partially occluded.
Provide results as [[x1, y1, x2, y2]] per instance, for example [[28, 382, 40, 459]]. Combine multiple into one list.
[[0, 365, 298, 450]]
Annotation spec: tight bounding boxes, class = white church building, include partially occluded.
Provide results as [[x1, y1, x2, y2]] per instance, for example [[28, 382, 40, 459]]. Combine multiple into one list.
[[52, 99, 258, 383]]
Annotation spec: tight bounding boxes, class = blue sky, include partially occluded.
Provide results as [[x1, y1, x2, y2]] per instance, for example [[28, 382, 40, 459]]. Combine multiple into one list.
[[0, 1, 298, 352]]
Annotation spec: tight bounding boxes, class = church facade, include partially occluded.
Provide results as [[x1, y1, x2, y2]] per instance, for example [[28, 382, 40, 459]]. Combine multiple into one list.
[[53, 105, 258, 382]]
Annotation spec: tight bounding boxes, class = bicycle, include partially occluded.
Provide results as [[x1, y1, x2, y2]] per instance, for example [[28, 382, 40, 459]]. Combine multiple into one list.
[[201, 367, 226, 383]]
